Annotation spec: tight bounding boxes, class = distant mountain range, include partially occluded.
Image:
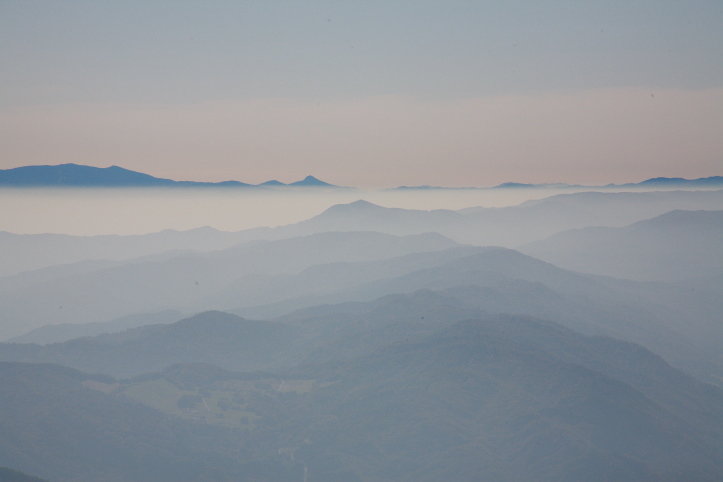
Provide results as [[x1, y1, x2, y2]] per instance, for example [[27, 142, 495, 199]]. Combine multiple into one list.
[[0, 164, 338, 188], [0, 163, 720, 189], [258, 190, 723, 247], [520, 210, 723, 281], [395, 176, 723, 190], [2, 189, 722, 278], [0, 231, 459, 338]]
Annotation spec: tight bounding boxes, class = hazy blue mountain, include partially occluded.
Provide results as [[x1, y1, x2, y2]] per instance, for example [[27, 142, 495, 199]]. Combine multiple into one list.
[[393, 176, 723, 190], [125, 315, 723, 480], [520, 210, 723, 282], [631, 176, 723, 188], [8, 310, 184, 345], [4, 235, 720, 383], [0, 163, 180, 187], [194, 245, 486, 314], [0, 163, 340, 189], [258, 179, 286, 186], [0, 226, 253, 277], [0, 361, 295, 482], [0, 467, 49, 482], [288, 175, 336, 187], [304, 318, 721, 480], [0, 257, 123, 289], [0, 311, 299, 377], [4, 188, 721, 279], [3, 164, 719, 191], [224, 245, 613, 320], [0, 231, 457, 339], [223, 248, 722, 384], [3, 253, 721, 386], [254, 189, 723, 246], [460, 189, 723, 245], [3, 312, 721, 481], [275, 316, 723, 481]]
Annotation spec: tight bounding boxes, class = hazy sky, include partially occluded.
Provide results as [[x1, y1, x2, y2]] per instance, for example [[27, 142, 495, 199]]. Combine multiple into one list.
[[1, 1, 721, 187]]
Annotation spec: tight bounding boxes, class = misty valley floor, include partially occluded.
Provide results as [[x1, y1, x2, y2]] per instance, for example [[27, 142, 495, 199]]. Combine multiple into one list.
[[0, 188, 722, 481]]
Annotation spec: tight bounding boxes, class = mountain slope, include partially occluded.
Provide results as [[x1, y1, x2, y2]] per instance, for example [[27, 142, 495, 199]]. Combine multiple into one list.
[[4, 312, 721, 481], [7, 242, 713, 384], [0, 163, 339, 189], [0, 467, 49, 482], [259, 189, 723, 246], [4, 189, 722, 278], [0, 231, 458, 339], [0, 311, 299, 378], [277, 317, 723, 480], [3, 255, 721, 387], [633, 176, 723, 188], [0, 226, 252, 277], [520, 210, 723, 281], [8, 310, 183, 345], [0, 361, 306, 482], [288, 175, 336, 187], [222, 247, 722, 383], [109, 315, 722, 481], [0, 164, 180, 187]]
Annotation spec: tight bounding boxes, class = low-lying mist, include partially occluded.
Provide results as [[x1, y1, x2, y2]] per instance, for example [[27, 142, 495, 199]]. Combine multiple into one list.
[[0, 185, 704, 236]]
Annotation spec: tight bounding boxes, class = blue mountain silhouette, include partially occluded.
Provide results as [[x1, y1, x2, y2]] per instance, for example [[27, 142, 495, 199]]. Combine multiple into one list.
[[0, 164, 336, 188]]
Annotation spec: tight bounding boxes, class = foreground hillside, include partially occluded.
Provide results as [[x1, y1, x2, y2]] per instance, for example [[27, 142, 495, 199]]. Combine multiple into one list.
[[0, 362, 292, 481], [1, 313, 721, 481]]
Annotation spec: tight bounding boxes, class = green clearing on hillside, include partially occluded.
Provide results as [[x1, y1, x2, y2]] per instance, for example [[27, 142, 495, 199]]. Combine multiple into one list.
[[121, 377, 316, 429]]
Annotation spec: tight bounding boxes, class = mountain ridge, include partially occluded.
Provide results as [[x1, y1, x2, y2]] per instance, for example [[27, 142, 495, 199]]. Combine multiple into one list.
[[0, 163, 339, 189], [1, 163, 720, 189], [520, 210, 723, 281]]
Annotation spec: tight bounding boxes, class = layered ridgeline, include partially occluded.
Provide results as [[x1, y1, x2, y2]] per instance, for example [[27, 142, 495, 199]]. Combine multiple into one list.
[[9, 310, 183, 345], [0, 231, 459, 338], [519, 210, 723, 281], [284, 190, 723, 246], [2, 242, 721, 384], [2, 163, 721, 189], [1, 312, 721, 480], [2, 189, 722, 278], [1, 179, 722, 480]]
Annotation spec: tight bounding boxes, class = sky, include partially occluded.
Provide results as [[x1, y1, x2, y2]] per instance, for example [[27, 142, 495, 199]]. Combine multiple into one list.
[[0, 0, 721, 188]]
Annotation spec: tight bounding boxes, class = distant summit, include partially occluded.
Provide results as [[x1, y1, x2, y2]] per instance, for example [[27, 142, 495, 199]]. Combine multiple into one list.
[[0, 164, 339, 189], [631, 176, 723, 188], [289, 175, 335, 187], [0, 164, 179, 187], [391, 176, 723, 191], [494, 182, 539, 189]]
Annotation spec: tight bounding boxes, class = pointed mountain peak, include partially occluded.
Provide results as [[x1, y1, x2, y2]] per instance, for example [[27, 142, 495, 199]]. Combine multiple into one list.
[[289, 175, 335, 187]]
